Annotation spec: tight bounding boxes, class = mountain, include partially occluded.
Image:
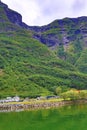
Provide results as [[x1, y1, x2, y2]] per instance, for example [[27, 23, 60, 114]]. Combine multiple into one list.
[[28, 17, 87, 73], [0, 1, 87, 98], [30, 17, 87, 46]]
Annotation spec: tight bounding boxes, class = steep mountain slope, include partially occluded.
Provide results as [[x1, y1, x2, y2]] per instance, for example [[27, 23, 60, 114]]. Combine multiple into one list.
[[0, 1, 29, 29], [0, 1, 87, 98], [29, 17, 87, 73], [75, 49, 87, 73]]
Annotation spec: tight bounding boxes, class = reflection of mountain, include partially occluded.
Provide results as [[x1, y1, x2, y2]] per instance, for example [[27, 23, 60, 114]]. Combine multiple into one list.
[[0, 1, 87, 98]]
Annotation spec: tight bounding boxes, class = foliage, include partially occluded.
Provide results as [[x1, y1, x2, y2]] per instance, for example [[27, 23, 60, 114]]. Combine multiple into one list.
[[61, 89, 87, 100], [0, 7, 87, 98]]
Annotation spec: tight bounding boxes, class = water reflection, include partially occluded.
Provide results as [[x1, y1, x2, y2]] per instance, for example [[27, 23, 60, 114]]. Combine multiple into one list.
[[0, 104, 87, 130]]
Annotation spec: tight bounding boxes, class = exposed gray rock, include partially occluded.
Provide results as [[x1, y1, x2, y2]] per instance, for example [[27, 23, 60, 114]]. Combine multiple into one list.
[[1, 1, 87, 48]]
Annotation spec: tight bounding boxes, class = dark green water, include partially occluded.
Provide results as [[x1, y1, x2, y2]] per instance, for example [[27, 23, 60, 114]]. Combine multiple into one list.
[[0, 104, 87, 130]]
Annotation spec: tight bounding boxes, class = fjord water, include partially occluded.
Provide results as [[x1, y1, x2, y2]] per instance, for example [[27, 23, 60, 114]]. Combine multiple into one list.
[[0, 104, 87, 130]]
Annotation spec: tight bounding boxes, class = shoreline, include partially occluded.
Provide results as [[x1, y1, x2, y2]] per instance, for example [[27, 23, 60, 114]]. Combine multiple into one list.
[[0, 99, 87, 112]]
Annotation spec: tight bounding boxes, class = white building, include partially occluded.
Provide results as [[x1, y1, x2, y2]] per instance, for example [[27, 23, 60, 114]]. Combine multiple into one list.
[[0, 96, 20, 103]]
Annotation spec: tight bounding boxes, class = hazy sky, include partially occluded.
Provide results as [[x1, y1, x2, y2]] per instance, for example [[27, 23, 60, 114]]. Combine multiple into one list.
[[1, 0, 87, 26]]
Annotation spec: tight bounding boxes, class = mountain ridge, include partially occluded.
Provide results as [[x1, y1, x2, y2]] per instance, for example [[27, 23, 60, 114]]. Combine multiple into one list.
[[0, 1, 30, 29], [1, 1, 87, 48], [0, 1, 87, 98]]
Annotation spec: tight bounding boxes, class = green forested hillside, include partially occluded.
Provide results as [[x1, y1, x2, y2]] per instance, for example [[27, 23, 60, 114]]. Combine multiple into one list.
[[75, 49, 87, 73], [0, 28, 87, 98], [0, 1, 87, 98], [31, 17, 87, 74]]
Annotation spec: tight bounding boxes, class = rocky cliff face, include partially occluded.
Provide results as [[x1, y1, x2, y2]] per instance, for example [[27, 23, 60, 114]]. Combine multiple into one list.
[[0, 1, 87, 73], [28, 17, 87, 73], [0, 1, 29, 29], [29, 17, 87, 48], [1, 1, 87, 49]]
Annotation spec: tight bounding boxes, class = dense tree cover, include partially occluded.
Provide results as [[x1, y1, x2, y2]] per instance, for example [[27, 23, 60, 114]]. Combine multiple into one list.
[[0, 5, 87, 98], [0, 30, 87, 98], [75, 49, 87, 73]]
